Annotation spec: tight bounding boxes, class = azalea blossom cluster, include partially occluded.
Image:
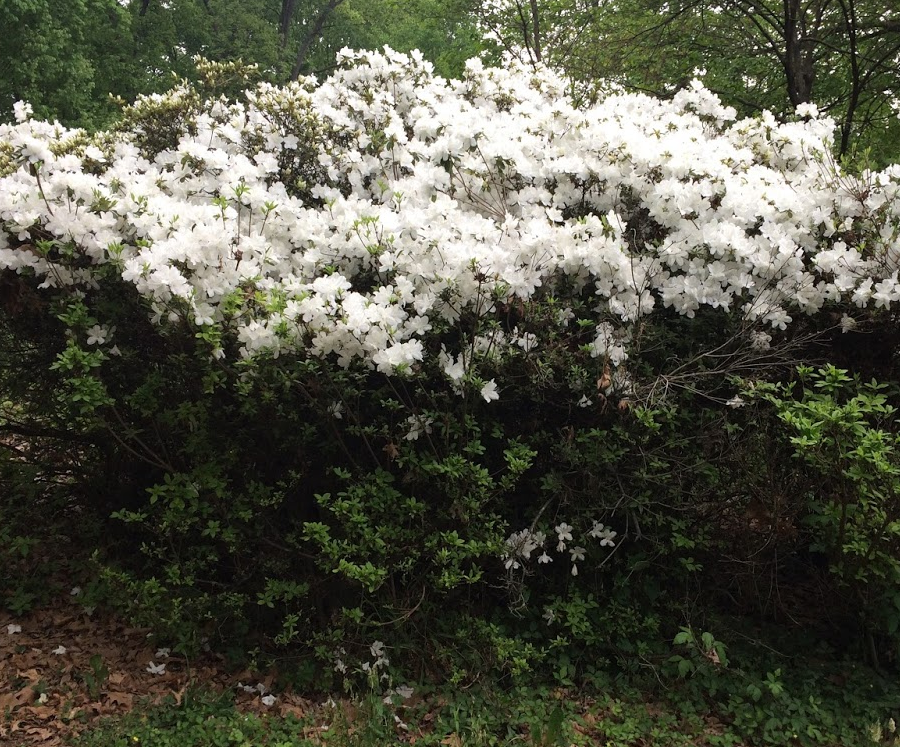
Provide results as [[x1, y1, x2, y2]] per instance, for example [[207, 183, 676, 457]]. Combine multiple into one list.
[[1, 49, 900, 402], [503, 520, 617, 577]]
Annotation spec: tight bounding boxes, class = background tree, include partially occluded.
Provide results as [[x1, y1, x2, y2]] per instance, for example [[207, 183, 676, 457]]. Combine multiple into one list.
[[298, 0, 484, 77], [0, 0, 488, 127], [475, 0, 900, 163], [0, 0, 135, 127]]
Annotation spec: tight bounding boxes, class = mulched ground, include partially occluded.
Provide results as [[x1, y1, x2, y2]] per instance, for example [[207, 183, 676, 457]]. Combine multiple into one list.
[[0, 600, 311, 746]]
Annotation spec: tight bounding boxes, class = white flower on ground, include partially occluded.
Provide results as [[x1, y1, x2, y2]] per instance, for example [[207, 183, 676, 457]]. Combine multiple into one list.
[[538, 551, 552, 564], [480, 380, 499, 402], [261, 694, 276, 707], [37, 692, 49, 704], [52, 645, 67, 655], [327, 401, 344, 419], [6, 624, 21, 635], [569, 546, 586, 563], [577, 394, 593, 408], [726, 395, 746, 409], [155, 647, 171, 658], [70, 586, 82, 596], [146, 661, 166, 675], [543, 607, 556, 624]]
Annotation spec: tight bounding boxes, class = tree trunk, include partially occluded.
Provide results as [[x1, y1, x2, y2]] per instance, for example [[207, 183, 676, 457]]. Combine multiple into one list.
[[280, 0, 298, 47], [529, 0, 542, 62], [782, 0, 814, 105], [291, 0, 346, 79]]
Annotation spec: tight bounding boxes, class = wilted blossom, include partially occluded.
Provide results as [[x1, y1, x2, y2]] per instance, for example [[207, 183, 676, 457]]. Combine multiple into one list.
[[503, 528, 547, 569]]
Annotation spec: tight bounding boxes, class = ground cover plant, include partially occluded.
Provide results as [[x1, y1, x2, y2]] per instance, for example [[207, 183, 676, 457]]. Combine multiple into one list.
[[2, 48, 900, 744]]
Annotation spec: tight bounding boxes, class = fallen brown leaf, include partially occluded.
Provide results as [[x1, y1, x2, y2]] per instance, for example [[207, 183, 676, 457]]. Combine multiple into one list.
[[106, 691, 134, 708]]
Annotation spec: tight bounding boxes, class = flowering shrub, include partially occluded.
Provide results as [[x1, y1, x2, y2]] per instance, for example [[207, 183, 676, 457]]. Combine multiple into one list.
[[2, 49, 900, 674], [3, 50, 900, 370]]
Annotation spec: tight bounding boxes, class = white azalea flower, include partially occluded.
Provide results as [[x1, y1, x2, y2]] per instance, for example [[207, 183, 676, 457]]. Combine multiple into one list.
[[480, 380, 500, 403], [85, 325, 108, 346], [589, 522, 617, 547], [0, 49, 898, 442], [146, 661, 166, 675]]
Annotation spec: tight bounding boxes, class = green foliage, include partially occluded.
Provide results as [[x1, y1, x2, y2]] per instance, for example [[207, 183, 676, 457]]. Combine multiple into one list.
[[70, 658, 900, 747], [0, 0, 135, 128], [652, 624, 900, 747], [750, 365, 900, 662], [73, 690, 311, 747], [1, 65, 900, 747], [317, 0, 483, 79], [479, 0, 900, 162], [81, 654, 111, 700], [0, 0, 488, 129]]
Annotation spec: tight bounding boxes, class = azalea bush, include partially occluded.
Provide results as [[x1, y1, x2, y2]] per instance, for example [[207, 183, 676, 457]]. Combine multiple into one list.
[[2, 49, 900, 676]]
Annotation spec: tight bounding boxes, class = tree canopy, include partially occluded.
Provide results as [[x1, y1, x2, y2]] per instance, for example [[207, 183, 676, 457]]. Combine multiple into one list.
[[478, 0, 900, 162]]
